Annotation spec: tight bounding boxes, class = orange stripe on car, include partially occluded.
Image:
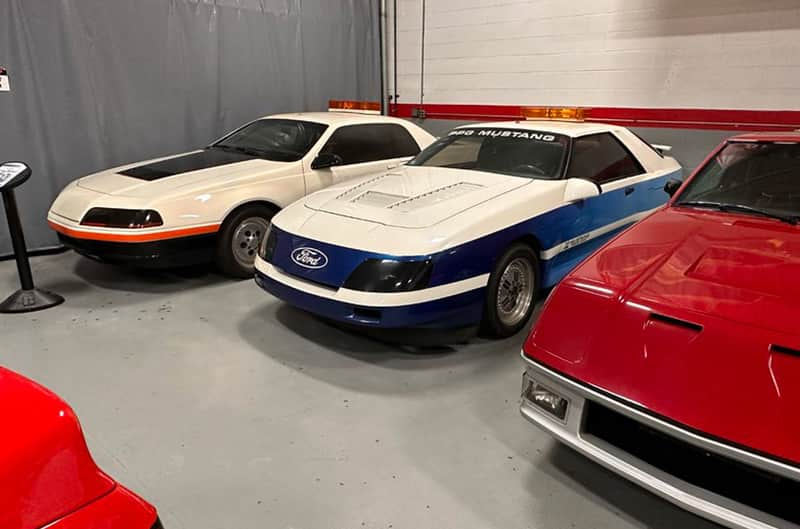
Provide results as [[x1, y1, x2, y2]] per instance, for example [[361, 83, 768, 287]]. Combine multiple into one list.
[[48, 220, 220, 243]]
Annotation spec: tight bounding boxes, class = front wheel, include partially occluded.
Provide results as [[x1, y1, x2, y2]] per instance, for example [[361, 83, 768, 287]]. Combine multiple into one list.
[[481, 243, 539, 338], [216, 204, 276, 278]]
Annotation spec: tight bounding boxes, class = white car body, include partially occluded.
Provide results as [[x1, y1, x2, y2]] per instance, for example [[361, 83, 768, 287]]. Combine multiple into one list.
[[47, 111, 435, 268], [254, 120, 682, 329]]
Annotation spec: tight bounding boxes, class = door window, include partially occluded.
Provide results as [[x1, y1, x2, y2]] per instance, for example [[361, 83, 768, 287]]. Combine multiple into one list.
[[567, 133, 645, 184], [319, 124, 421, 165]]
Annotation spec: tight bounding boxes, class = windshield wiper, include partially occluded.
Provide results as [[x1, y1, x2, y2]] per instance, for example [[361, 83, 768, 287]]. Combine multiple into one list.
[[676, 200, 800, 225], [209, 144, 235, 151], [211, 144, 269, 157]]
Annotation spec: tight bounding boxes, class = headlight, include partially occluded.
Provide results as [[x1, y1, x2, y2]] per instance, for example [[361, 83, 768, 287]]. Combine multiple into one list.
[[342, 258, 432, 292], [258, 224, 277, 262], [80, 208, 163, 228]]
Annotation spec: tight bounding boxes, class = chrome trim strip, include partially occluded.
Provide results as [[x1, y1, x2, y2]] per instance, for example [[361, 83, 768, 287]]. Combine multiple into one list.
[[521, 353, 800, 482], [519, 357, 798, 529]]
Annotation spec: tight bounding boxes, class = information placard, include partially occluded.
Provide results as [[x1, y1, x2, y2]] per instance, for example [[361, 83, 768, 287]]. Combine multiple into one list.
[[0, 67, 9, 92]]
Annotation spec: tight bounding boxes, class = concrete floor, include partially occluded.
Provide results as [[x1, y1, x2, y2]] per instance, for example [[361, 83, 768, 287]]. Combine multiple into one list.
[[0, 251, 720, 529]]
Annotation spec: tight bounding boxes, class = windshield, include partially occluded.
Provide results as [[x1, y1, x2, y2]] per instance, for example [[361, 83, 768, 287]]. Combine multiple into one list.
[[408, 128, 569, 179], [675, 142, 800, 223], [211, 119, 327, 162]]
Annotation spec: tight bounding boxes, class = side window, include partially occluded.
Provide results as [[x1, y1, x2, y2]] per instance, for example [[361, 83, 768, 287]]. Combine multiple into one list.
[[566, 133, 645, 184], [319, 124, 420, 165]]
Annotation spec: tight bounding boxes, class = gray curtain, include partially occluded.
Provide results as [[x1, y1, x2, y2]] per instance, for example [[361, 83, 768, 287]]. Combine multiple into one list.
[[0, 0, 380, 254]]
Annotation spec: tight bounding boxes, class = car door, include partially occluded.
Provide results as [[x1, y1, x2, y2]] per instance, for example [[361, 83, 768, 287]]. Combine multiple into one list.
[[547, 131, 650, 270], [303, 123, 422, 194], [567, 131, 649, 228]]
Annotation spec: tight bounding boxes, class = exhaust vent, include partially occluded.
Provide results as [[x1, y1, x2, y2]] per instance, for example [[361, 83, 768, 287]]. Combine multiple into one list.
[[770, 344, 800, 358], [649, 313, 702, 332]]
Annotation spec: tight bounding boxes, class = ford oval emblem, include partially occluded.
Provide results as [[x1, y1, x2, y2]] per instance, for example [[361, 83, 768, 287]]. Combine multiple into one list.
[[291, 247, 328, 269]]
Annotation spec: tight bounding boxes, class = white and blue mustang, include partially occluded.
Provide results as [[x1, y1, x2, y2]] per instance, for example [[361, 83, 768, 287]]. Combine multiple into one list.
[[254, 120, 682, 336]]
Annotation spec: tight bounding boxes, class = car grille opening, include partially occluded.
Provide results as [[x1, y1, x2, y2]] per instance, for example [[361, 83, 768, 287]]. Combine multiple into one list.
[[583, 401, 800, 525]]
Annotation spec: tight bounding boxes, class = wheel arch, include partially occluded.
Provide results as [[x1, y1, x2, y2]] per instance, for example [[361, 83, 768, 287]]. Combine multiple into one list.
[[220, 200, 281, 229], [508, 233, 543, 269]]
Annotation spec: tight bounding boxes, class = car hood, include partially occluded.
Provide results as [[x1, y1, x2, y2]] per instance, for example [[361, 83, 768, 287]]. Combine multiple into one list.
[[76, 149, 288, 198], [304, 165, 531, 228], [0, 368, 114, 529], [528, 206, 800, 464]]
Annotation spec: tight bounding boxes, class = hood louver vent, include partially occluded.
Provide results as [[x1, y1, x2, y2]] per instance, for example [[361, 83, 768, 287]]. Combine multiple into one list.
[[335, 174, 390, 201], [388, 182, 484, 212], [350, 191, 406, 208]]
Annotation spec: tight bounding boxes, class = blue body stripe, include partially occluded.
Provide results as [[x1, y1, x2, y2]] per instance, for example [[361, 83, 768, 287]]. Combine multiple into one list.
[[263, 169, 680, 328]]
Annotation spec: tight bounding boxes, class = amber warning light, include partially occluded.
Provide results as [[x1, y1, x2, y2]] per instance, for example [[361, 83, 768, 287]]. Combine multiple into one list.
[[328, 100, 381, 114], [521, 107, 588, 121]]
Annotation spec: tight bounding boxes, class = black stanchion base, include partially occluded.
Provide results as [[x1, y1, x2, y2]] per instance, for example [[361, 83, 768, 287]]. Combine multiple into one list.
[[0, 288, 64, 313]]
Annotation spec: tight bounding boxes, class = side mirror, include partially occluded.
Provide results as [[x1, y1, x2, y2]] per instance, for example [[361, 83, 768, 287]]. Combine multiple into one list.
[[311, 152, 343, 170], [563, 178, 601, 202], [0, 162, 32, 190], [664, 179, 682, 197]]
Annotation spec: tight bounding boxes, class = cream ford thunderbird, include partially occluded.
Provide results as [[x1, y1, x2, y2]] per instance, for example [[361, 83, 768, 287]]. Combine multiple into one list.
[[47, 102, 435, 277]]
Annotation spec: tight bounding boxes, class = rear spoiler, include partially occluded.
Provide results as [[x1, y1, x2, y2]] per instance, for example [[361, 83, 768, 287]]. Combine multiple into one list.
[[652, 144, 673, 155]]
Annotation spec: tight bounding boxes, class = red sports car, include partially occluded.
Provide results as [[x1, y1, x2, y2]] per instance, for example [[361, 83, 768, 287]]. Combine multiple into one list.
[[520, 132, 800, 529], [1, 367, 160, 529]]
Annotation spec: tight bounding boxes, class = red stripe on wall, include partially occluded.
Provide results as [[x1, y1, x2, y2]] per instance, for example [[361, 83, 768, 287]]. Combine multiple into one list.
[[390, 103, 800, 132]]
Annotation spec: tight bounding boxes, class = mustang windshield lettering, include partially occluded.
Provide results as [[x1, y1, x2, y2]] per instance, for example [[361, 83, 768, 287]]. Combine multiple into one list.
[[409, 128, 569, 180]]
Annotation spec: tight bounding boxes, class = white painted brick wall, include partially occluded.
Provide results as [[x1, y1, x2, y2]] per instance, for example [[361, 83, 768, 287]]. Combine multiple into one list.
[[386, 0, 800, 109]]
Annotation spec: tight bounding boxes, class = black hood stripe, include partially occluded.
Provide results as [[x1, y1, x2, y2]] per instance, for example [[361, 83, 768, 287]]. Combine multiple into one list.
[[119, 148, 256, 181]]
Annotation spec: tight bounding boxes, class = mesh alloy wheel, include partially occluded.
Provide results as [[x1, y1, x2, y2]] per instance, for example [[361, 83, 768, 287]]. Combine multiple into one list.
[[482, 243, 539, 337], [496, 256, 535, 327]]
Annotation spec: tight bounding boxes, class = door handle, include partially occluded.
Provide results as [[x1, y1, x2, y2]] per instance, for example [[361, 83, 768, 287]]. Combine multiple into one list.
[[624, 187, 635, 196], [386, 163, 398, 170]]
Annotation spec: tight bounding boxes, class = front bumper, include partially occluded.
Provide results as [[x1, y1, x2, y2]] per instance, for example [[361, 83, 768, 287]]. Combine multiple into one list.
[[254, 260, 485, 329], [56, 233, 216, 268], [520, 356, 800, 529]]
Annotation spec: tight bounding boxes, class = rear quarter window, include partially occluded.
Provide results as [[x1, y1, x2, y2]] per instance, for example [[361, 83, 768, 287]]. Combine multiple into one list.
[[320, 123, 421, 165], [567, 132, 645, 184]]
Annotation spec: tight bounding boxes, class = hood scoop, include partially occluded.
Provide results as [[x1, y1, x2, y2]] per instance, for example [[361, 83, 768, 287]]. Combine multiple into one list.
[[388, 182, 484, 212], [341, 181, 485, 211], [687, 246, 800, 299], [307, 165, 529, 228], [350, 191, 407, 208], [335, 173, 390, 201]]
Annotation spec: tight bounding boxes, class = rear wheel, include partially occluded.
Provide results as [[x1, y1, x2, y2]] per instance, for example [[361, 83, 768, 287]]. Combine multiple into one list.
[[216, 204, 276, 278], [482, 243, 539, 337]]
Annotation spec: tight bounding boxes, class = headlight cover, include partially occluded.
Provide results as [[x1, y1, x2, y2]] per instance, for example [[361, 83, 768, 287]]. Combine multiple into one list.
[[258, 224, 277, 262], [80, 207, 163, 229], [343, 258, 432, 292]]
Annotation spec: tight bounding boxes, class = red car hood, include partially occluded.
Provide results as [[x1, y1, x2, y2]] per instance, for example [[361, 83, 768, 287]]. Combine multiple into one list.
[[527, 207, 800, 465], [0, 368, 114, 529]]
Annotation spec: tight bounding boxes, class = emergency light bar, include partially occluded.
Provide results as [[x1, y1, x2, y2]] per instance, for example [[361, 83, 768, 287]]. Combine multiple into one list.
[[328, 99, 381, 115], [521, 107, 587, 122]]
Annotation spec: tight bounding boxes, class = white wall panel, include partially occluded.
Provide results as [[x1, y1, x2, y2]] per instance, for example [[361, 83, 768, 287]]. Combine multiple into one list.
[[388, 0, 800, 109]]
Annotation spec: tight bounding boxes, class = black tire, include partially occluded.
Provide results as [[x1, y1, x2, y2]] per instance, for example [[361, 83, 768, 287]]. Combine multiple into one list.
[[481, 243, 539, 338], [215, 204, 276, 278]]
